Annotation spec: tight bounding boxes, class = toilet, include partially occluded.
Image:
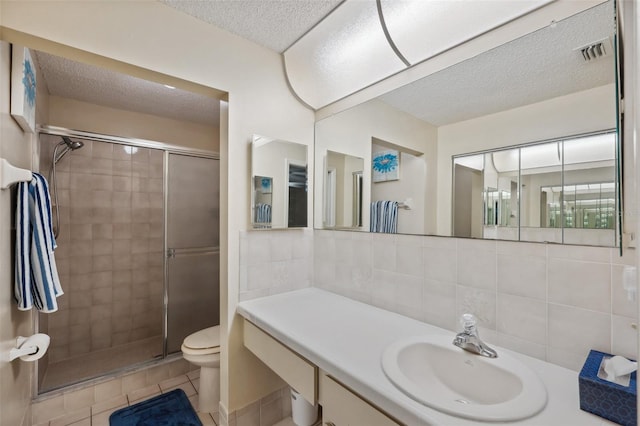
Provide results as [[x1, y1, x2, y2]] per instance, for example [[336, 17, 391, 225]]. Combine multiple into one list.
[[181, 325, 221, 413]]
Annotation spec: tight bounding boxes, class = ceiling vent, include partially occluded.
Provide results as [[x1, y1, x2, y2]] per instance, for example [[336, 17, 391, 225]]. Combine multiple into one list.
[[576, 37, 612, 62]]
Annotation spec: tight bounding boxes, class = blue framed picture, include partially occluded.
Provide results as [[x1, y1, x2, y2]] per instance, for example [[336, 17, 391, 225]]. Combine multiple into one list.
[[11, 45, 37, 133], [372, 150, 400, 182], [259, 176, 272, 194]]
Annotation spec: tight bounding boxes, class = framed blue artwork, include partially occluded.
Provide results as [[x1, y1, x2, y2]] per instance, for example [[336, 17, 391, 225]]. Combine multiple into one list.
[[259, 176, 272, 194], [11, 45, 37, 133], [372, 150, 400, 182]]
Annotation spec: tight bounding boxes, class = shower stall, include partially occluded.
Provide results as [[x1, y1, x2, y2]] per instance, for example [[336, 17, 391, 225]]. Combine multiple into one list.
[[36, 128, 219, 394]]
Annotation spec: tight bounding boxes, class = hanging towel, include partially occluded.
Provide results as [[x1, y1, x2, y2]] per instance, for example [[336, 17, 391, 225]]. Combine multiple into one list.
[[15, 173, 63, 312], [370, 200, 398, 233], [255, 203, 272, 224]]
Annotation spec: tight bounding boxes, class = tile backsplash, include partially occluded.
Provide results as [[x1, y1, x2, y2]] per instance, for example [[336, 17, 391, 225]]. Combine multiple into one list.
[[239, 229, 313, 301], [239, 228, 636, 372], [312, 230, 637, 372]]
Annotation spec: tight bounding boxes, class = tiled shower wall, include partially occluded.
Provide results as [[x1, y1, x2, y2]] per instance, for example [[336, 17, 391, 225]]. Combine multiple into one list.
[[39, 134, 164, 363], [313, 229, 637, 372]]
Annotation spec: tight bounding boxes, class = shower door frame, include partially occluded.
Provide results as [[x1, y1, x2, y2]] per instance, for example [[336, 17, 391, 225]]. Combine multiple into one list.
[[34, 125, 220, 396]]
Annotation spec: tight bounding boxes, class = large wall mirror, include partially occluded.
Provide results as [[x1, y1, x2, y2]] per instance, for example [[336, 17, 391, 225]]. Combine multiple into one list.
[[252, 134, 308, 229], [314, 0, 620, 247], [453, 131, 617, 246]]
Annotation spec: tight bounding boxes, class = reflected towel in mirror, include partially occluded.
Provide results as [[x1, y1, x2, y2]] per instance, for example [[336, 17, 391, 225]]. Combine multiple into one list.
[[370, 201, 398, 233], [255, 203, 272, 224]]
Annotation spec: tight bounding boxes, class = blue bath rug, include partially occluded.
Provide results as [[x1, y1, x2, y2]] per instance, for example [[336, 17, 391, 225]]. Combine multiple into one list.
[[109, 389, 202, 426]]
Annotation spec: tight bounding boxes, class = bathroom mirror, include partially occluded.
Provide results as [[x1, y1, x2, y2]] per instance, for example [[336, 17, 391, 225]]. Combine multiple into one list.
[[313, 0, 619, 246], [453, 131, 617, 246], [251, 134, 308, 229], [323, 150, 364, 229]]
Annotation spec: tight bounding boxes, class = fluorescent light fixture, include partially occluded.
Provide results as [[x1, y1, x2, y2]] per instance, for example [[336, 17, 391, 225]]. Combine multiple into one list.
[[284, 0, 405, 108], [454, 154, 483, 171], [564, 133, 616, 165], [492, 149, 519, 173], [380, 0, 553, 65], [521, 142, 561, 170]]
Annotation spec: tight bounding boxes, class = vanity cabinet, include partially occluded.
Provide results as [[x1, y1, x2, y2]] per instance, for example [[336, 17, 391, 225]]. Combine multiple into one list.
[[319, 373, 400, 426], [243, 320, 317, 404], [242, 319, 401, 426]]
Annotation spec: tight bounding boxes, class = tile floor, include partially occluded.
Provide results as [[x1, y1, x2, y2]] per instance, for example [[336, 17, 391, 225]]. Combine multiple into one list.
[[37, 369, 217, 426]]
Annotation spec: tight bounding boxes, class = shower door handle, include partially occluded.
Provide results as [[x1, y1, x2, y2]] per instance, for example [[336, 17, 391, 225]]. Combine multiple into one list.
[[167, 247, 219, 258]]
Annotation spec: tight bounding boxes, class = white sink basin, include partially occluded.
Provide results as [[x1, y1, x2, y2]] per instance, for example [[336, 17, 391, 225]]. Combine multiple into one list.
[[382, 335, 547, 422]]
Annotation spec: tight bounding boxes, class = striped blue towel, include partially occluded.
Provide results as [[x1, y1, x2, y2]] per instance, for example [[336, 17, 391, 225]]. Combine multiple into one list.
[[370, 201, 398, 233], [255, 203, 272, 224], [15, 173, 63, 312]]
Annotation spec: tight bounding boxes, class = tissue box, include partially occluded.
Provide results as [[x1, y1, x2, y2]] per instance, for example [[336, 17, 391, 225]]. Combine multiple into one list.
[[579, 350, 637, 426]]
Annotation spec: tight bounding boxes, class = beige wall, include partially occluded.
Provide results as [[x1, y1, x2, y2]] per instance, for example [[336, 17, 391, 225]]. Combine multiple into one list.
[[48, 96, 219, 151], [0, 41, 36, 426], [437, 84, 617, 235], [1, 0, 315, 416], [315, 99, 438, 234]]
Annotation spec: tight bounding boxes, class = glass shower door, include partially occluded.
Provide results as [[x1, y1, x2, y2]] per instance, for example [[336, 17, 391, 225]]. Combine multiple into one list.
[[166, 154, 220, 354]]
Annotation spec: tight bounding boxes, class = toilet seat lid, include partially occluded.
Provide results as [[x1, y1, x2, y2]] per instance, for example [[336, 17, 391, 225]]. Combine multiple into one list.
[[184, 325, 220, 350]]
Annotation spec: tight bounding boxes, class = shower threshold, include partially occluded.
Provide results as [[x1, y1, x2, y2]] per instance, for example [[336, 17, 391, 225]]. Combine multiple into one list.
[[40, 335, 163, 394]]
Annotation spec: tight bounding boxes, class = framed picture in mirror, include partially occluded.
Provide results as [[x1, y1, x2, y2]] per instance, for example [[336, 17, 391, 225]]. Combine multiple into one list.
[[372, 149, 400, 182]]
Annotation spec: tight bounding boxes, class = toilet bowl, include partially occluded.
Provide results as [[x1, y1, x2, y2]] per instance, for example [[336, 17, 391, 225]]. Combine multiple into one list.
[[182, 325, 221, 413]]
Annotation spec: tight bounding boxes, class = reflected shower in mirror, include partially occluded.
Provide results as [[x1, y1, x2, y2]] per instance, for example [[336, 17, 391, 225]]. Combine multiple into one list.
[[313, 0, 619, 246], [251, 135, 308, 229]]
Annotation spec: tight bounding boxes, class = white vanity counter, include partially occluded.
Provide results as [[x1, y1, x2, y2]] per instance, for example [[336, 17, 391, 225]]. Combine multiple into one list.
[[237, 288, 615, 426]]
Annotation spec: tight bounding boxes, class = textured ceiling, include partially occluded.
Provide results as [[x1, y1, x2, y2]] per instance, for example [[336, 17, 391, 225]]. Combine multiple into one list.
[[35, 51, 219, 127], [379, 1, 615, 126], [34, 1, 613, 129], [160, 0, 343, 53]]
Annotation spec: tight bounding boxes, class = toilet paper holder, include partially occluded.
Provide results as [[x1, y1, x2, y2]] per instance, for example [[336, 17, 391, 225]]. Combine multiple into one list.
[[9, 335, 47, 362]]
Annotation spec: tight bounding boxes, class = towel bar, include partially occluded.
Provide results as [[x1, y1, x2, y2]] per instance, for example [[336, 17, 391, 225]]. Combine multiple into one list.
[[398, 198, 412, 210], [0, 158, 32, 190]]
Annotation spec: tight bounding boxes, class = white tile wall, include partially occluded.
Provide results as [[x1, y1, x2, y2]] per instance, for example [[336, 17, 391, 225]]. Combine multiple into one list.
[[311, 230, 637, 372], [239, 229, 313, 301]]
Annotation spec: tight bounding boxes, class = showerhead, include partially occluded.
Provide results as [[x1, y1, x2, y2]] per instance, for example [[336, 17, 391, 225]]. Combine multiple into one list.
[[53, 137, 84, 164], [61, 136, 84, 150]]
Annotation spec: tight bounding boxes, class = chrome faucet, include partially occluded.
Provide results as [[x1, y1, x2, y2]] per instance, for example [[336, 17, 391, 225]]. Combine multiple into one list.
[[453, 313, 498, 358]]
